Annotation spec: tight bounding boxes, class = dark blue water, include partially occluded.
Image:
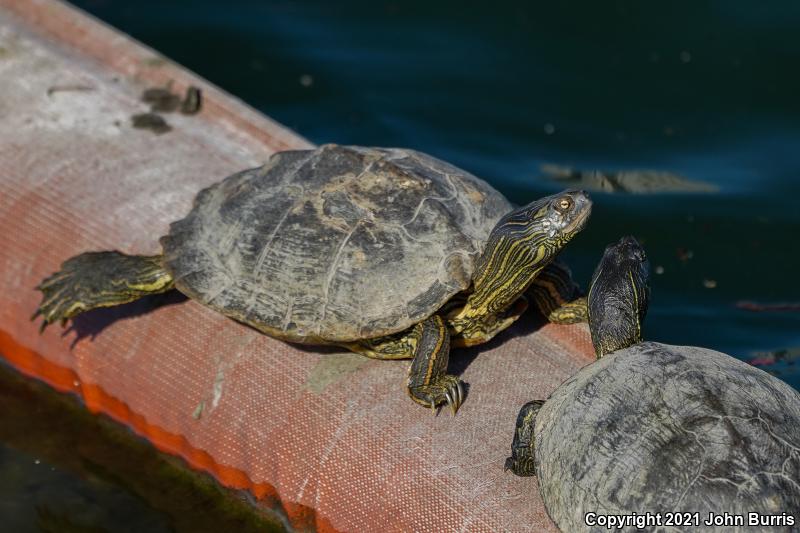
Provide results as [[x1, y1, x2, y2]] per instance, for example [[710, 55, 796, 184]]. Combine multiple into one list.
[[76, 0, 800, 382]]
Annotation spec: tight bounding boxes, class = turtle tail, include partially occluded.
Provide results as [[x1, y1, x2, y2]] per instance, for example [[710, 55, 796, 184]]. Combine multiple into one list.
[[33, 251, 174, 331]]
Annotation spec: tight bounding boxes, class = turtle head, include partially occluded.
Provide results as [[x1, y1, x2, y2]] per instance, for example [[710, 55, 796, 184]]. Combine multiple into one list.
[[503, 189, 593, 247], [504, 400, 545, 477], [467, 190, 592, 317], [587, 236, 650, 358]]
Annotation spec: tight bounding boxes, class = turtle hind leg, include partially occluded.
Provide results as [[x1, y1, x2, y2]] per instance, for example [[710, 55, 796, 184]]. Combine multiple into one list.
[[34, 251, 174, 331], [343, 315, 463, 415]]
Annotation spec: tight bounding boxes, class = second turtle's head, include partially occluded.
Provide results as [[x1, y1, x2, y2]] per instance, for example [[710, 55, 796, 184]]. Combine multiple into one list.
[[587, 236, 650, 358]]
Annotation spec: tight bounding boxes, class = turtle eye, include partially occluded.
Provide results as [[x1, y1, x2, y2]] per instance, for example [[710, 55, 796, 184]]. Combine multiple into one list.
[[556, 197, 573, 212]]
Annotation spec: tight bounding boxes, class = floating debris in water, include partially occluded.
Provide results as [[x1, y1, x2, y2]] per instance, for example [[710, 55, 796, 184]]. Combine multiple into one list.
[[654, 265, 665, 275], [300, 74, 314, 87], [735, 301, 800, 312], [538, 164, 718, 193], [747, 347, 800, 366], [543, 123, 555, 135], [676, 247, 694, 262], [702, 278, 717, 289]]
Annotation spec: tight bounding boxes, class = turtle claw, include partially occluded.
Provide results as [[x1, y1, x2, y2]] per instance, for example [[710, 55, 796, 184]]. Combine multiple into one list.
[[446, 379, 464, 415], [444, 390, 455, 416], [32, 252, 173, 333], [410, 374, 465, 415], [33, 275, 82, 331], [439, 376, 464, 416]]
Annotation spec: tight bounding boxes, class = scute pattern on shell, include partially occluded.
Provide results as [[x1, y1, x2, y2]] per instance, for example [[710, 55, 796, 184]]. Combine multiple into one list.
[[160, 145, 512, 342], [535, 341, 800, 532]]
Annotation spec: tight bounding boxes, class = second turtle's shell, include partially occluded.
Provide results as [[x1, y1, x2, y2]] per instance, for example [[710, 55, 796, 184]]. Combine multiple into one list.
[[534, 341, 800, 532], [160, 144, 512, 342]]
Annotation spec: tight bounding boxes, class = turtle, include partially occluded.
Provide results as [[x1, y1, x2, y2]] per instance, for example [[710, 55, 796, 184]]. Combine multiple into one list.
[[505, 236, 800, 531], [33, 144, 592, 414]]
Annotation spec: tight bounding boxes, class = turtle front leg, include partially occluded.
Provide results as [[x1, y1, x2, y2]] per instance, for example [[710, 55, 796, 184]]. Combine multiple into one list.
[[505, 399, 544, 477], [345, 315, 464, 415], [33, 251, 174, 331], [546, 296, 588, 323], [406, 316, 464, 415], [447, 297, 529, 347], [526, 259, 588, 324]]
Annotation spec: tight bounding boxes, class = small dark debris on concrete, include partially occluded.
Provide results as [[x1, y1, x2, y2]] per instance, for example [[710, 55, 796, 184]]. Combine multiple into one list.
[[141, 85, 202, 115], [142, 87, 181, 112], [134, 85, 202, 134], [47, 84, 95, 96], [131, 112, 171, 134], [180, 86, 202, 115]]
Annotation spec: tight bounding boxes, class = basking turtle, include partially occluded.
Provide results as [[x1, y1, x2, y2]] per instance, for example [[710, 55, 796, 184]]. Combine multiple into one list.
[[34, 145, 592, 414], [506, 236, 800, 531]]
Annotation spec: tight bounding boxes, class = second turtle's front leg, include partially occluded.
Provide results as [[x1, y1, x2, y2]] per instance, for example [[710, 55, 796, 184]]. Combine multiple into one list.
[[505, 399, 545, 477], [344, 315, 463, 415]]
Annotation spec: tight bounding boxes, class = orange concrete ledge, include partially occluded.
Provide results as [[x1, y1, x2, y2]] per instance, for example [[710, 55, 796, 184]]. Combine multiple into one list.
[[0, 1, 594, 531]]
